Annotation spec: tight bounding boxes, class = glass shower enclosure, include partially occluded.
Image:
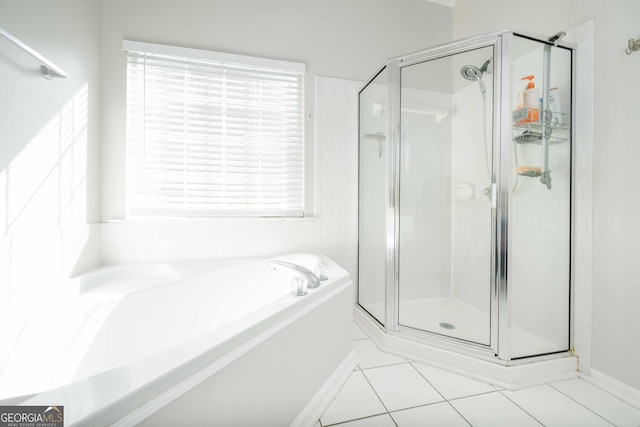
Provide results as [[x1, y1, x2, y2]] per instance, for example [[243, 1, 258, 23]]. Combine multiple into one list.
[[358, 29, 574, 363]]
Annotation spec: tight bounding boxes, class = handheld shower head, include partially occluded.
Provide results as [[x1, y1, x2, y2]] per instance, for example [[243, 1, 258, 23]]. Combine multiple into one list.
[[460, 64, 482, 81], [460, 64, 486, 99]]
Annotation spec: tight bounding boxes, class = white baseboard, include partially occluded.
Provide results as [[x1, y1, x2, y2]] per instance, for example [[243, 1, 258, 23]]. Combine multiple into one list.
[[581, 369, 640, 409], [291, 350, 358, 427]]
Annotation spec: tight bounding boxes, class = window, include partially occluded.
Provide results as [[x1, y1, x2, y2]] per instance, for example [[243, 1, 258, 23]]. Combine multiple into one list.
[[124, 41, 305, 218]]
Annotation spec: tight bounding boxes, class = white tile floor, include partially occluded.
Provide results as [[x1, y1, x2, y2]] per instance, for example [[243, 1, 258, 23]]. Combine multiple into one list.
[[316, 321, 640, 427]]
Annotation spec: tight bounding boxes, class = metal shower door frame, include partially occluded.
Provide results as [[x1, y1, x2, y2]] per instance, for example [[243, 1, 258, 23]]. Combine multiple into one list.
[[384, 32, 503, 361]]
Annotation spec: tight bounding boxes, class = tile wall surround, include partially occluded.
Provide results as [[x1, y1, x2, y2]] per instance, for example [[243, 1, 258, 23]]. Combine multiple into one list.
[[314, 76, 361, 282], [100, 219, 316, 265]]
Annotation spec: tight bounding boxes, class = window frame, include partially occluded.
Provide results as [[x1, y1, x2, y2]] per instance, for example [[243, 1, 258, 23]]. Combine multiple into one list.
[[123, 40, 306, 219]]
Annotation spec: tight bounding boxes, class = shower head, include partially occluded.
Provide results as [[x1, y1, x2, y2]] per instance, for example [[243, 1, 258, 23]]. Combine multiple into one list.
[[460, 64, 483, 81], [460, 64, 486, 99]]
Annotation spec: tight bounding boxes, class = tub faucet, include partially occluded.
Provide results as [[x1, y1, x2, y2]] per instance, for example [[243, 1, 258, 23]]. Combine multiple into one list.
[[268, 260, 321, 289]]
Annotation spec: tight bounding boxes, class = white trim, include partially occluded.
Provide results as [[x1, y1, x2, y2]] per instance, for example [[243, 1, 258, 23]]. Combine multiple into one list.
[[290, 350, 358, 427], [122, 40, 305, 73], [581, 369, 640, 409]]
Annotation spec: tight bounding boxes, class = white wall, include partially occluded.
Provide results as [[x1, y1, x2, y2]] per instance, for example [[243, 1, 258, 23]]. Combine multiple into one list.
[[101, 0, 452, 220], [454, 0, 640, 390], [450, 76, 492, 313], [399, 87, 453, 302], [0, 0, 102, 301], [315, 77, 360, 288], [0, 1, 102, 386]]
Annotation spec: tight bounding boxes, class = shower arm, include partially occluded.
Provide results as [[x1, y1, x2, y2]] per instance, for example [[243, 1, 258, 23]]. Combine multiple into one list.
[[540, 44, 552, 190]]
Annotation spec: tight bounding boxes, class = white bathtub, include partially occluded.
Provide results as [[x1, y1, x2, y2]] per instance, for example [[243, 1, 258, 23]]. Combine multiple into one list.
[[0, 254, 355, 426]]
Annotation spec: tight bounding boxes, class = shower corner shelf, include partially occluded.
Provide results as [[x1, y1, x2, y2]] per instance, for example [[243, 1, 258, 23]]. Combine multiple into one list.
[[512, 108, 569, 145]]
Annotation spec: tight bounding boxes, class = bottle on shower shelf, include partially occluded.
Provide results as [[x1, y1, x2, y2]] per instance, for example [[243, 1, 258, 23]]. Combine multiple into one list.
[[521, 75, 540, 123]]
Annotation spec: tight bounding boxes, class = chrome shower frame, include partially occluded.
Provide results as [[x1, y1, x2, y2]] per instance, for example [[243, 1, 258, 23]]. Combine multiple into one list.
[[356, 28, 577, 369]]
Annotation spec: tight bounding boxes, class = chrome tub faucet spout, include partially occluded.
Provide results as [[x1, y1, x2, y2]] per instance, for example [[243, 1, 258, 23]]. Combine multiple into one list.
[[268, 260, 321, 289]]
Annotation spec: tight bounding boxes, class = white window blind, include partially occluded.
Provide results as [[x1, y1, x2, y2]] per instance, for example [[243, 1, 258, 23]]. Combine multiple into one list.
[[124, 41, 305, 218]]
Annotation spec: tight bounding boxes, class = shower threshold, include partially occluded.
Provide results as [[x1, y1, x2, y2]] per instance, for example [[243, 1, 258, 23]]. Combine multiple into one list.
[[355, 299, 575, 389], [364, 297, 563, 357]]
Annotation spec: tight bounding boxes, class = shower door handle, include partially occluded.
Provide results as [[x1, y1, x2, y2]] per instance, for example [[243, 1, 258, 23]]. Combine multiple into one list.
[[491, 183, 497, 209], [483, 183, 497, 208]]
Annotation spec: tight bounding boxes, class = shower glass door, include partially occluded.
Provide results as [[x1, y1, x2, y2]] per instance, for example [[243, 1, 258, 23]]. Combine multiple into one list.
[[397, 46, 495, 346]]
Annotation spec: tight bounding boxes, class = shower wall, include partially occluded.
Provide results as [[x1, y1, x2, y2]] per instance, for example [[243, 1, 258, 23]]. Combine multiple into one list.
[[398, 88, 452, 302], [450, 82, 493, 314]]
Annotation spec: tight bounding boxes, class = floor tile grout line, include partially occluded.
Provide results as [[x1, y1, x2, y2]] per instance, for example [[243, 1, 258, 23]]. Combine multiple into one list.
[[444, 389, 501, 403], [547, 382, 618, 427], [406, 361, 475, 426], [359, 368, 399, 427], [322, 335, 399, 425], [498, 389, 547, 427], [386, 400, 446, 414], [407, 361, 448, 402], [385, 400, 473, 427], [322, 412, 389, 427], [576, 376, 640, 411], [444, 401, 474, 427], [318, 366, 361, 427], [359, 360, 410, 371]]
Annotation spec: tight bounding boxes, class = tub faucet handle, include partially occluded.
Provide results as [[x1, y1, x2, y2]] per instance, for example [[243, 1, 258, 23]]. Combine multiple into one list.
[[290, 276, 308, 296], [314, 263, 328, 281]]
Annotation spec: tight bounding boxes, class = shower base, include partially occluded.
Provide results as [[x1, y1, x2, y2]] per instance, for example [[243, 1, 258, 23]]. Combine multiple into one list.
[[363, 297, 563, 357], [356, 298, 576, 389]]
